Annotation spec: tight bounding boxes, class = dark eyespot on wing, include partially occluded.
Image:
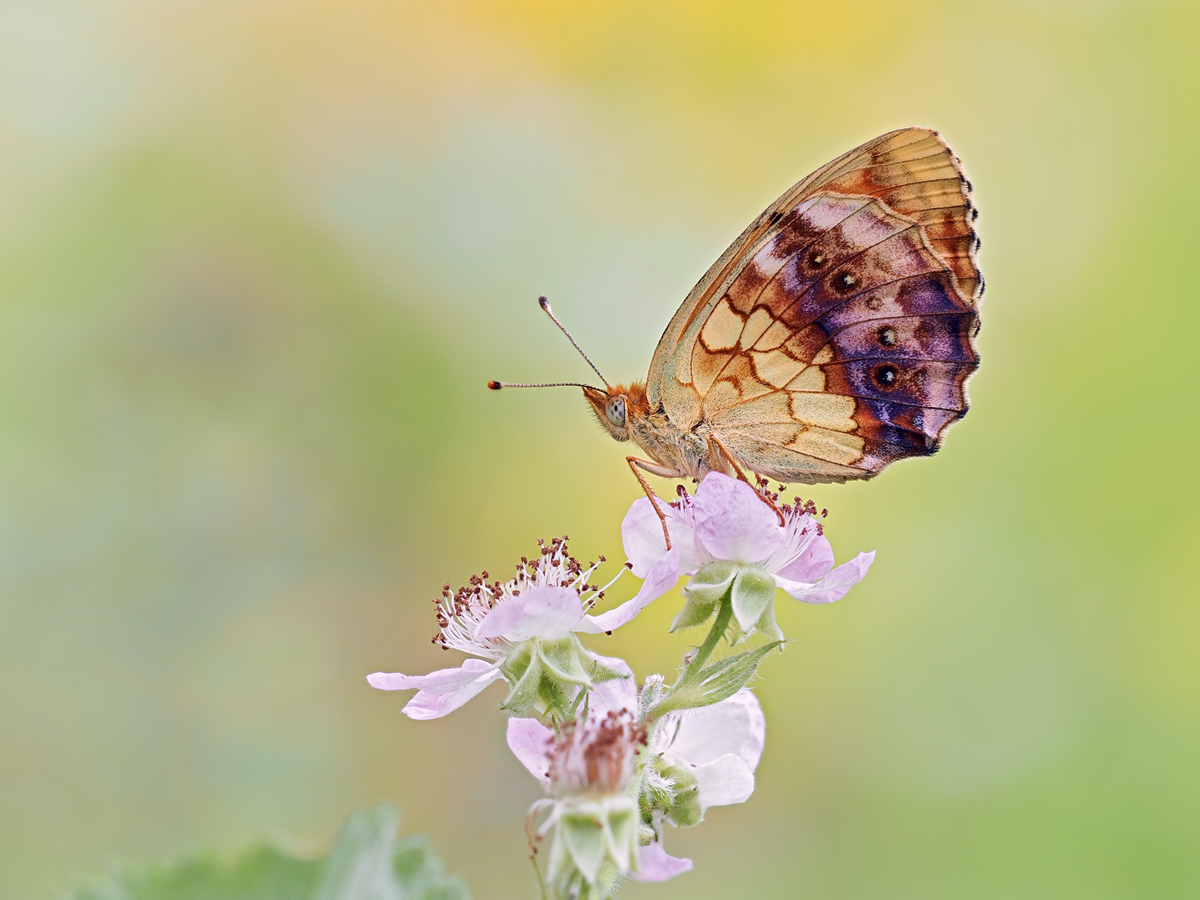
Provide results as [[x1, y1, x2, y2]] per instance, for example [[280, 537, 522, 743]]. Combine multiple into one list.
[[826, 313, 978, 364], [821, 359, 973, 411]]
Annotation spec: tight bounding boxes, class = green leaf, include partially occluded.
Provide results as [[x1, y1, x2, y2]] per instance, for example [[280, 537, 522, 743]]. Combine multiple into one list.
[[649, 641, 783, 716], [63, 806, 469, 900]]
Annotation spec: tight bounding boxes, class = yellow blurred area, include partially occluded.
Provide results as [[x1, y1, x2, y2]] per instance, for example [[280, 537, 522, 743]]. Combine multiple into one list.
[[2, 1, 1198, 897]]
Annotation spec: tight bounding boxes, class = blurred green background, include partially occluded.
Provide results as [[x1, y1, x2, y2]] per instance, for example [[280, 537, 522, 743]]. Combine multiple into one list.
[[2, 1, 1198, 897]]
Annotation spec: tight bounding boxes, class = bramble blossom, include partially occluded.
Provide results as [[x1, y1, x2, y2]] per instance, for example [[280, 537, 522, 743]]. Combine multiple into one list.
[[508, 658, 766, 888], [509, 657, 645, 895], [622, 473, 875, 638], [368, 538, 676, 720]]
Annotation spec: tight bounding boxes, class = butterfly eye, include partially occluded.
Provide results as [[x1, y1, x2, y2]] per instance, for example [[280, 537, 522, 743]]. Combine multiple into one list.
[[606, 396, 626, 427]]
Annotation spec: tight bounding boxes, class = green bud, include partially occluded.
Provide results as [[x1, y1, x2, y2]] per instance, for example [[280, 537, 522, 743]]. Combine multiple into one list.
[[660, 763, 701, 827], [637, 675, 667, 721]]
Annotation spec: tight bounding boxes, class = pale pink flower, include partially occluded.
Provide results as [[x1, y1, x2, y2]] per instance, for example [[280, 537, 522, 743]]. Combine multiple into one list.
[[507, 657, 766, 884], [368, 539, 675, 719], [622, 473, 874, 633]]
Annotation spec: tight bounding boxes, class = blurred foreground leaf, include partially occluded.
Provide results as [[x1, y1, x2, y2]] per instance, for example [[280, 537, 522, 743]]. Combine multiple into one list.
[[65, 807, 469, 900]]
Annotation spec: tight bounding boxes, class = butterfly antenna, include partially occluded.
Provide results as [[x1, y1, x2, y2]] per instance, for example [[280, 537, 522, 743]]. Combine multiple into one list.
[[537, 296, 610, 388], [487, 381, 593, 390]]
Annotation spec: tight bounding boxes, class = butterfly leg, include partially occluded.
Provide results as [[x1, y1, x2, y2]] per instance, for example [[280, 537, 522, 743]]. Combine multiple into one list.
[[626, 456, 684, 551], [706, 434, 787, 526]]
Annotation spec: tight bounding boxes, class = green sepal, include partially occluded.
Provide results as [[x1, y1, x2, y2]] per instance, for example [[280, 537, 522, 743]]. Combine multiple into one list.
[[723, 612, 748, 646], [538, 635, 594, 686], [684, 561, 738, 604], [730, 565, 776, 632], [538, 670, 575, 720], [753, 597, 785, 642], [560, 812, 607, 884], [606, 804, 637, 873], [588, 655, 626, 684], [500, 651, 542, 715], [671, 593, 717, 632]]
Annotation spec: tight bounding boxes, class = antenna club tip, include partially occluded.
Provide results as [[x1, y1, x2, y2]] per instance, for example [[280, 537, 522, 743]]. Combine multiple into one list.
[[538, 295, 550, 310], [487, 380, 502, 390]]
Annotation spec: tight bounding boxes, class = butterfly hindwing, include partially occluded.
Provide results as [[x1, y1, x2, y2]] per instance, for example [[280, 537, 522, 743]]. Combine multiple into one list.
[[647, 127, 981, 483]]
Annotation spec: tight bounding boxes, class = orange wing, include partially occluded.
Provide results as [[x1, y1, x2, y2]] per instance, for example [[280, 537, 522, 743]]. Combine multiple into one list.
[[647, 127, 982, 483]]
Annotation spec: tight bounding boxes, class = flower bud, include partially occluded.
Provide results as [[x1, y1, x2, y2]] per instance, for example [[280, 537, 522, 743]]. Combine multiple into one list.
[[660, 763, 701, 827]]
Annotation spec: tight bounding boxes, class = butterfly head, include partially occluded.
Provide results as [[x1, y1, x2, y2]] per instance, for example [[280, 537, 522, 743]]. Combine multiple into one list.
[[583, 383, 648, 443]]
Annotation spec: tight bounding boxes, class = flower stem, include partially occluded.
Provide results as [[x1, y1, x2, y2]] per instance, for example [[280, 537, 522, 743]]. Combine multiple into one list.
[[678, 593, 733, 686]]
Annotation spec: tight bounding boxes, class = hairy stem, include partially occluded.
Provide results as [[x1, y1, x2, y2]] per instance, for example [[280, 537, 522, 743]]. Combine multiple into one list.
[[678, 594, 733, 686]]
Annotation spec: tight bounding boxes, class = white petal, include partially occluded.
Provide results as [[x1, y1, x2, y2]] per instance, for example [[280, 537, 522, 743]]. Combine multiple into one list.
[[366, 657, 497, 692], [585, 654, 637, 719], [773, 532, 835, 583], [692, 754, 755, 811], [578, 547, 680, 634], [506, 718, 552, 785], [669, 689, 765, 771], [783, 550, 875, 604], [632, 841, 693, 882], [693, 473, 783, 563], [622, 497, 671, 578], [475, 585, 583, 641], [400, 666, 505, 720], [622, 498, 699, 577]]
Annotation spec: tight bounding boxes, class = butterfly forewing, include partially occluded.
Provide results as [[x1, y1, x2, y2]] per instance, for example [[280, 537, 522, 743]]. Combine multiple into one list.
[[648, 127, 981, 484]]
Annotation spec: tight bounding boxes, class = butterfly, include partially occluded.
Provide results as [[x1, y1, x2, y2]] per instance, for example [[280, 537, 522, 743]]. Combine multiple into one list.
[[491, 127, 981, 536]]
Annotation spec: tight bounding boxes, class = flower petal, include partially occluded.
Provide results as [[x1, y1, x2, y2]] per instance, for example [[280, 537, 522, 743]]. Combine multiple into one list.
[[476, 585, 583, 641], [693, 473, 783, 563], [394, 663, 505, 720], [585, 654, 637, 718], [622, 498, 698, 577], [506, 717, 552, 785], [668, 689, 765, 771], [781, 550, 875, 604], [366, 657, 497, 692], [692, 754, 756, 811], [773, 532, 835, 584], [632, 841, 693, 882], [577, 547, 680, 634]]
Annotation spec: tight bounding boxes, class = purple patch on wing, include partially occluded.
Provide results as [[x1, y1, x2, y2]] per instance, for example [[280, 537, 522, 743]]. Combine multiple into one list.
[[777, 228, 944, 330], [823, 359, 972, 410], [825, 313, 977, 364]]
